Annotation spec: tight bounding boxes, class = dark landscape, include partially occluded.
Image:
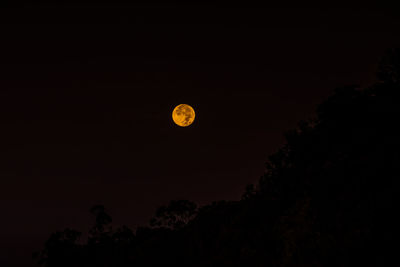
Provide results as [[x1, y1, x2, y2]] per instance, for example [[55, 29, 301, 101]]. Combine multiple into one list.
[[1, 4, 400, 266]]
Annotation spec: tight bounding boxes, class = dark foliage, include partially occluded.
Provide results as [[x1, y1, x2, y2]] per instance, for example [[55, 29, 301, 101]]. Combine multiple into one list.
[[149, 200, 198, 230], [35, 49, 400, 266]]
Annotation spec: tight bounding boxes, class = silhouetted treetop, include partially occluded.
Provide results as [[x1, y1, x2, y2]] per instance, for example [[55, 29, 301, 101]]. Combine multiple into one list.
[[377, 48, 400, 85], [149, 199, 198, 230]]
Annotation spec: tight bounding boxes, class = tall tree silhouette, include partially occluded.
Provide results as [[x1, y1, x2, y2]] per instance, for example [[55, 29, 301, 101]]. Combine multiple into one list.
[[88, 205, 113, 244]]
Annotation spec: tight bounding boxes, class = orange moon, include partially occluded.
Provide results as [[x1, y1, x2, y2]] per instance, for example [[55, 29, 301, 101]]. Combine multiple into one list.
[[172, 104, 195, 127]]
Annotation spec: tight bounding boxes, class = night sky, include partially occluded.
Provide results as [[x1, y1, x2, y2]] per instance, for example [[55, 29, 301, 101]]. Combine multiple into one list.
[[1, 4, 400, 266]]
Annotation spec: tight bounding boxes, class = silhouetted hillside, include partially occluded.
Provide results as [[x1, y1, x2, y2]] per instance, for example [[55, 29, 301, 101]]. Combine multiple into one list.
[[35, 49, 400, 266]]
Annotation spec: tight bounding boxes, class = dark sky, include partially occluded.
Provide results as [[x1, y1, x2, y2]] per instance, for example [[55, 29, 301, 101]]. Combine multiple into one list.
[[1, 4, 400, 266]]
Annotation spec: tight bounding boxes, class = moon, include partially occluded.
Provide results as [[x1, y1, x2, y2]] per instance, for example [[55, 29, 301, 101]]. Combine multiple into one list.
[[172, 104, 195, 127]]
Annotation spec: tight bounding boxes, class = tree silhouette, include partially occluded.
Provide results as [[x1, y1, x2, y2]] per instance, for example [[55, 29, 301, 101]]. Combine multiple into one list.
[[88, 205, 113, 244], [33, 228, 81, 267], [149, 199, 198, 230], [255, 49, 400, 266]]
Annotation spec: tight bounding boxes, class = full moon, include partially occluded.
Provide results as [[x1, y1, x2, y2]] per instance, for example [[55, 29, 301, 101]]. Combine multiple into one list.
[[172, 104, 195, 127]]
